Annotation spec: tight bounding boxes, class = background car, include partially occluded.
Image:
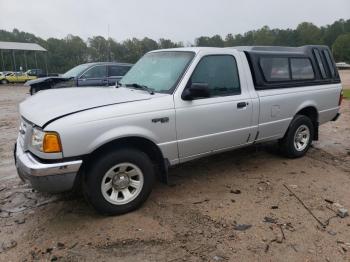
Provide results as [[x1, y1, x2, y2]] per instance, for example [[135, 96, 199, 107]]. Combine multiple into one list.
[[0, 71, 36, 84], [25, 69, 59, 77], [26, 62, 133, 94], [26, 69, 45, 77], [0, 71, 12, 77]]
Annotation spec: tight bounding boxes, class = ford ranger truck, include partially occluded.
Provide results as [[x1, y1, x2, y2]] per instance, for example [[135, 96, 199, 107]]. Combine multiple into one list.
[[15, 46, 342, 215]]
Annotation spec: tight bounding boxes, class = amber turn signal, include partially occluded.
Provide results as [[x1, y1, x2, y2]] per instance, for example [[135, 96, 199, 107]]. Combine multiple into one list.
[[43, 132, 62, 153]]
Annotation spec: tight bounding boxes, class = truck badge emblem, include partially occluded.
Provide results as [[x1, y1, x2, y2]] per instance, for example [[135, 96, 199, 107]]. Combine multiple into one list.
[[151, 117, 169, 123]]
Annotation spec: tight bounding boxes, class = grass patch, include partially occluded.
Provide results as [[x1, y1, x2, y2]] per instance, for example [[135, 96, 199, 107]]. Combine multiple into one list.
[[343, 89, 350, 99]]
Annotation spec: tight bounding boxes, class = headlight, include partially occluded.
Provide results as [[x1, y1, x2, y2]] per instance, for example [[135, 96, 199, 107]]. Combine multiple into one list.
[[31, 128, 62, 153]]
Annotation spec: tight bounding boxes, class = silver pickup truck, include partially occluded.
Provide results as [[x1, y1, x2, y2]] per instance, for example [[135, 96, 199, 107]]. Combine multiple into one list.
[[15, 45, 342, 215]]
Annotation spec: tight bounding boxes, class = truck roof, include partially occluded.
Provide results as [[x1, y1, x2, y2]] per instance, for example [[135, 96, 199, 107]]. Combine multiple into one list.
[[153, 45, 330, 55], [151, 47, 228, 54], [80, 62, 133, 67]]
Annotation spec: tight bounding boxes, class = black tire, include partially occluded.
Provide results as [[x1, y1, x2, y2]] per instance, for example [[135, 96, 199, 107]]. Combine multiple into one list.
[[279, 115, 314, 158], [30, 87, 36, 95], [1, 79, 9, 85], [83, 148, 155, 215]]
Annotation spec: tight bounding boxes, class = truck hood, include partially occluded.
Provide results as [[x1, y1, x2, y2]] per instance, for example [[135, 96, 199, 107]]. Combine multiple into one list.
[[20, 87, 153, 127]]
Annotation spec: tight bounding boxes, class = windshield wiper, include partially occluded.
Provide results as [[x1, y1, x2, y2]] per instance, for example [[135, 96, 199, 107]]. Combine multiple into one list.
[[124, 83, 155, 95]]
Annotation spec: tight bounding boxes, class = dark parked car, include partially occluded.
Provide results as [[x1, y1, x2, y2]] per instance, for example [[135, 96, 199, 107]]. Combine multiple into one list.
[[26, 62, 133, 95], [26, 69, 45, 77]]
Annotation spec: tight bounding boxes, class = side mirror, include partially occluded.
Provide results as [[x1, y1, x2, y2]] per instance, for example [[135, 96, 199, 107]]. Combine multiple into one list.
[[182, 83, 210, 100]]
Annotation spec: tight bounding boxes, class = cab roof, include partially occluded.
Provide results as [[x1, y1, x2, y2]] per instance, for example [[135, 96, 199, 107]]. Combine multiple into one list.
[[152, 45, 330, 55], [151, 47, 229, 54]]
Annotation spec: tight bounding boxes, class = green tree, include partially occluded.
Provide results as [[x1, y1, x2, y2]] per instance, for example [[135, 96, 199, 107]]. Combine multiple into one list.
[[158, 38, 182, 49], [108, 38, 127, 62], [65, 35, 88, 68], [195, 35, 224, 47], [322, 19, 346, 47], [88, 36, 109, 62], [46, 38, 68, 72], [332, 33, 350, 62], [252, 26, 275, 45], [295, 22, 322, 45]]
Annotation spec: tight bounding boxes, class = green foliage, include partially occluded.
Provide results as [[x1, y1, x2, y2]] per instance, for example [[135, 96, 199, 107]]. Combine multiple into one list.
[[332, 33, 350, 63], [196, 35, 224, 47], [0, 19, 349, 73], [295, 22, 322, 45], [343, 89, 350, 99]]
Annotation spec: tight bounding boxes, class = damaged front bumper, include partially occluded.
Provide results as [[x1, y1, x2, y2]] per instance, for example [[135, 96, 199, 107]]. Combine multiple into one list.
[[14, 141, 82, 193]]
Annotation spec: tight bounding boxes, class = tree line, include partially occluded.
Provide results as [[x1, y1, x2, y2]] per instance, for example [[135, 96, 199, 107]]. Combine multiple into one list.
[[0, 19, 349, 74]]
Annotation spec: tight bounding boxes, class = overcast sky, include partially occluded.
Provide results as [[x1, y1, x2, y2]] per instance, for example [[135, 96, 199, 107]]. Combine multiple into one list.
[[0, 0, 349, 43]]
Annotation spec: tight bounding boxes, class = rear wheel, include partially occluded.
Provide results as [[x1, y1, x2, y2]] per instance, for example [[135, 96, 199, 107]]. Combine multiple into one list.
[[1, 79, 9, 84], [279, 115, 314, 158], [83, 148, 155, 215]]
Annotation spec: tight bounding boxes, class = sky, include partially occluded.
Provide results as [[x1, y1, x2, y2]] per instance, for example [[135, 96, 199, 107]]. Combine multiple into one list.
[[0, 0, 349, 43]]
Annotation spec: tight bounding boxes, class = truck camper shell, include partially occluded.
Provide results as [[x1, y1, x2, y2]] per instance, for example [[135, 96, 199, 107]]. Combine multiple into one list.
[[230, 45, 340, 90]]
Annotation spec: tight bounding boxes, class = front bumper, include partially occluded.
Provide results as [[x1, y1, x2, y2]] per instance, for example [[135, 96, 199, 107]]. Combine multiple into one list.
[[15, 141, 82, 193]]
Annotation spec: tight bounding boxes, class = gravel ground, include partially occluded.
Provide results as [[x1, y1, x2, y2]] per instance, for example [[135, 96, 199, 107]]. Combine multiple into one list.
[[0, 83, 349, 262]]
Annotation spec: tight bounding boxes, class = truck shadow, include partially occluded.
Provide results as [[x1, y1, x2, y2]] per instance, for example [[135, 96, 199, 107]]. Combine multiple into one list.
[[166, 142, 283, 185]]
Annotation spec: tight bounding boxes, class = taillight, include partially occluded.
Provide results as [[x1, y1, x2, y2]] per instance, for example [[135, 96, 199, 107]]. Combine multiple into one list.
[[339, 90, 343, 106]]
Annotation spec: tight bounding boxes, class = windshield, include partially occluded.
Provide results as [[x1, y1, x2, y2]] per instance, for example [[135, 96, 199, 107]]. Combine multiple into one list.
[[62, 64, 91, 78], [120, 51, 194, 93]]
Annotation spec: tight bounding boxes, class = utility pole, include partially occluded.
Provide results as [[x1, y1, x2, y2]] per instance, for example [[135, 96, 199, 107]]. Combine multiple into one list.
[[1, 50, 4, 71], [12, 50, 16, 72], [34, 52, 38, 68], [24, 51, 28, 71]]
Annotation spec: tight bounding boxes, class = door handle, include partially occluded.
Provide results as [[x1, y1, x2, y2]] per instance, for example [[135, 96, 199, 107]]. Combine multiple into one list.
[[237, 102, 248, 109]]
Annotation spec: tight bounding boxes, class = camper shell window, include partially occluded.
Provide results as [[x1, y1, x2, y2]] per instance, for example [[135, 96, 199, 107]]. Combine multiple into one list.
[[290, 58, 314, 80], [259, 57, 315, 82], [260, 57, 290, 81], [313, 49, 327, 79]]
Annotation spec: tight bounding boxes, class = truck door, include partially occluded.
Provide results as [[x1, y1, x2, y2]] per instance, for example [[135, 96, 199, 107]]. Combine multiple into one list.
[[175, 54, 253, 161]]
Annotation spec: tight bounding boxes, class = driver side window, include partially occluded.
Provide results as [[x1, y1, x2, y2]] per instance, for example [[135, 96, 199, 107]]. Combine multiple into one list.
[[190, 55, 241, 97], [81, 65, 107, 79]]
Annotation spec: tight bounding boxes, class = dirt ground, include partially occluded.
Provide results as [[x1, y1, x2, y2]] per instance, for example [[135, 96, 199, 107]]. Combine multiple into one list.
[[0, 79, 349, 261], [339, 70, 350, 89]]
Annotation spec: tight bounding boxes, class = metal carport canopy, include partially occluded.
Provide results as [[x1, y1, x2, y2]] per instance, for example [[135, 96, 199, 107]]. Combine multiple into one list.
[[0, 41, 46, 51], [0, 41, 47, 73]]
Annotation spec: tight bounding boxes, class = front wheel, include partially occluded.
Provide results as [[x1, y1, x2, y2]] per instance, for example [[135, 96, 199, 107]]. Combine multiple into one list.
[[279, 115, 314, 158], [30, 87, 37, 95], [83, 148, 155, 215], [1, 79, 9, 84]]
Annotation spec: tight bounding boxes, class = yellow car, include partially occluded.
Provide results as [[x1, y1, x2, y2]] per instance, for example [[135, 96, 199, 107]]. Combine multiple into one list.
[[0, 72, 37, 84]]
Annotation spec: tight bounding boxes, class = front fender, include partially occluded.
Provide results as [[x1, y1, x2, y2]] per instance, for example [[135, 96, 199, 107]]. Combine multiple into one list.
[[88, 125, 159, 154]]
